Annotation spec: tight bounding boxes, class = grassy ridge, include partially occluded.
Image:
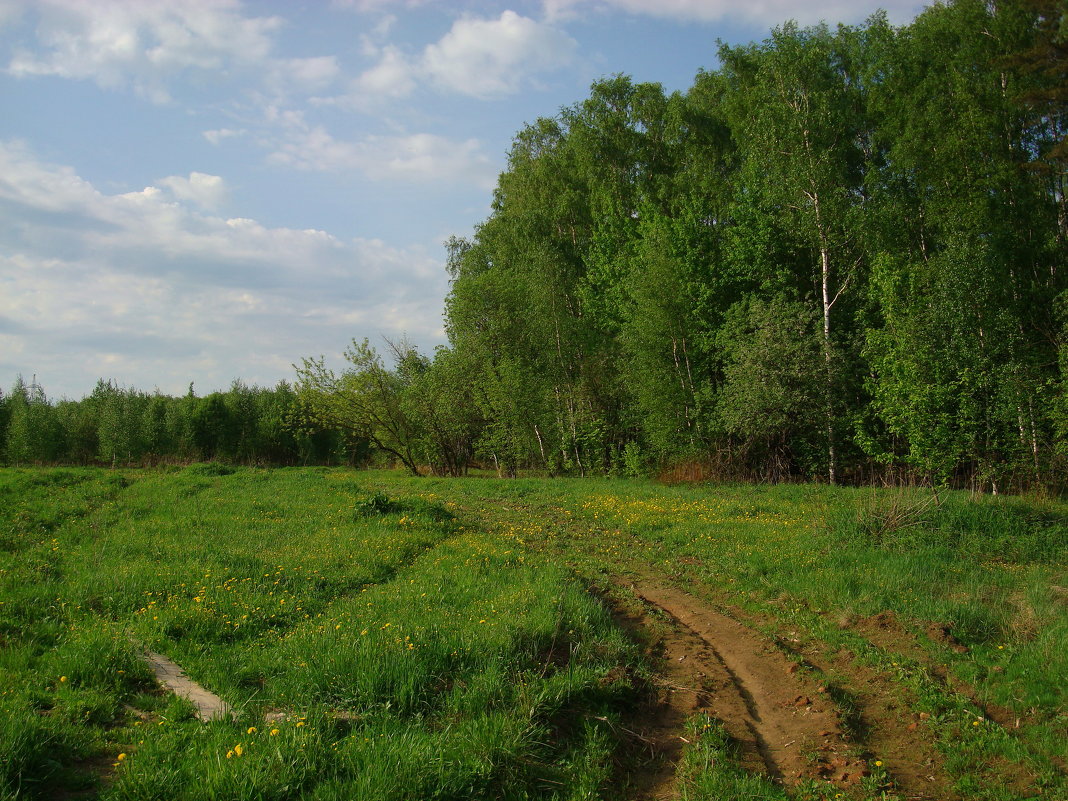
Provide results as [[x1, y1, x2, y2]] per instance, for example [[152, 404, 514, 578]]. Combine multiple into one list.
[[0, 467, 636, 800]]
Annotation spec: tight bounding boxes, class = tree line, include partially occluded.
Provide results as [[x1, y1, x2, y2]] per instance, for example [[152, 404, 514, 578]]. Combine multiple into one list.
[[0, 376, 368, 467], [8, 1, 1066, 489], [299, 0, 1068, 490]]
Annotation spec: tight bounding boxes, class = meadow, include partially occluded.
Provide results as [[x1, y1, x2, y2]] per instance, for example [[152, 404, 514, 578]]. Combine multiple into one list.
[[0, 467, 635, 800], [1, 467, 1064, 800]]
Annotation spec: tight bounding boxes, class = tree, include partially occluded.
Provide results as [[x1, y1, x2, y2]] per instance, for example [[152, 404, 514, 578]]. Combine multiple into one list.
[[719, 22, 869, 482], [5, 377, 64, 465], [717, 297, 825, 480], [862, 0, 1065, 489], [295, 340, 424, 476], [401, 346, 480, 477]]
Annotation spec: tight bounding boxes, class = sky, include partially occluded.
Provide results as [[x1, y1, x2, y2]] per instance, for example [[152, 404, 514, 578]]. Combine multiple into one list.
[[0, 0, 931, 400]]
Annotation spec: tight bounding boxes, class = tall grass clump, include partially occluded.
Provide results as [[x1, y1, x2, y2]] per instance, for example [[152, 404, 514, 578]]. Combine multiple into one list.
[[831, 488, 1068, 563]]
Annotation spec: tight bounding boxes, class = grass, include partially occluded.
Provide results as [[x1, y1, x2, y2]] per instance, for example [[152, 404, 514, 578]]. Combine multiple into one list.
[[1, 467, 1065, 799], [0, 467, 636, 800], [370, 474, 1067, 800]]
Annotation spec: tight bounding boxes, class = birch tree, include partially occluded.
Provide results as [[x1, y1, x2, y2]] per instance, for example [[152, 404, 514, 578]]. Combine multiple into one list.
[[719, 22, 868, 482]]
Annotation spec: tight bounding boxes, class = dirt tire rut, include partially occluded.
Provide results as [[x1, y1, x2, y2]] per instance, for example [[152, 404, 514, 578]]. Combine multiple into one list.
[[618, 580, 870, 800]]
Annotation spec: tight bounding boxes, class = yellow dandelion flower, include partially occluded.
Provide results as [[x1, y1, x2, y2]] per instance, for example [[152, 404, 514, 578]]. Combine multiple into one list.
[[59, 676, 67, 683], [247, 726, 257, 734], [270, 728, 279, 736], [234, 744, 244, 756], [117, 753, 127, 761]]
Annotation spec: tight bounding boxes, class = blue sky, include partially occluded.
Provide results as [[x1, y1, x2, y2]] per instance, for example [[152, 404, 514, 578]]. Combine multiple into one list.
[[0, 0, 929, 399]]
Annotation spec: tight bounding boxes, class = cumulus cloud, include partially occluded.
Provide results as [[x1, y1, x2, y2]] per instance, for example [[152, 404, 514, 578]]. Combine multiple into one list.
[[268, 126, 497, 189], [4, 0, 341, 103], [350, 10, 577, 102], [157, 172, 228, 210], [0, 141, 448, 398], [6, 0, 282, 101], [542, 0, 927, 26], [266, 55, 341, 94], [422, 11, 577, 97], [355, 44, 416, 98], [332, 0, 428, 12]]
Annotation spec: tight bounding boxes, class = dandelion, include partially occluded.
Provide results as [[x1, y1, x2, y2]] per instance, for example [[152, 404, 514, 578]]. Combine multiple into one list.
[[226, 750, 234, 759], [59, 676, 67, 683], [234, 744, 244, 756], [270, 728, 279, 736], [296, 721, 305, 728], [117, 753, 127, 761], [874, 760, 883, 767], [247, 726, 257, 735]]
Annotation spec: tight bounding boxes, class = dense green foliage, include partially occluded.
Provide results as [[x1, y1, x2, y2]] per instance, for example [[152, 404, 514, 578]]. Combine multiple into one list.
[[7, 1, 1067, 489], [0, 377, 364, 467], [392, 0, 1065, 488]]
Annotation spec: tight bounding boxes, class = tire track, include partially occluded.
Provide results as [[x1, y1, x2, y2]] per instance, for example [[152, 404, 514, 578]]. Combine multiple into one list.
[[617, 580, 870, 799]]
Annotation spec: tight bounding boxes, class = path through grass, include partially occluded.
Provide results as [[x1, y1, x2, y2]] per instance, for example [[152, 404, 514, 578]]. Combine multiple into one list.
[[373, 474, 1067, 800]]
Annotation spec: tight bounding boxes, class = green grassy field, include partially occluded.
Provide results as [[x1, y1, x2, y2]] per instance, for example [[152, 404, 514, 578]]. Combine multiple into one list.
[[1, 467, 1065, 800]]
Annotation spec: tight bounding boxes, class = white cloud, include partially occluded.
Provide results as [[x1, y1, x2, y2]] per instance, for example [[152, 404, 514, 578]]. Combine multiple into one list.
[[5, 0, 342, 104], [158, 172, 227, 210], [6, 0, 283, 101], [355, 44, 416, 98], [332, 0, 427, 12], [266, 55, 341, 95], [422, 11, 577, 98], [268, 127, 497, 189], [203, 127, 247, 145], [0, 141, 448, 397], [0, 139, 100, 213], [348, 10, 577, 103], [542, 0, 927, 26]]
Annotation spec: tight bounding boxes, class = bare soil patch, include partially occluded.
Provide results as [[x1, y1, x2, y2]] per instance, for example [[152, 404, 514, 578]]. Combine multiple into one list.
[[851, 610, 1027, 731], [788, 642, 955, 799], [611, 579, 866, 799]]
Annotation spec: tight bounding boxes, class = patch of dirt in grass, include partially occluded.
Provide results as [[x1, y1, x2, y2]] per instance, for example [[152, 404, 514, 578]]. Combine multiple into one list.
[[392, 491, 1048, 797], [797, 645, 955, 799], [609, 579, 864, 799], [851, 610, 1026, 731], [603, 601, 692, 800]]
